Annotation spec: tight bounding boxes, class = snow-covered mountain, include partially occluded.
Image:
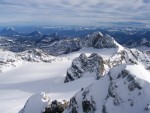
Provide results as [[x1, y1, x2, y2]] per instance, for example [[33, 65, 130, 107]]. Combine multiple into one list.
[[64, 33, 150, 83], [17, 49, 63, 62], [0, 49, 22, 72], [27, 31, 43, 39], [0, 48, 65, 72], [63, 64, 150, 113], [21, 61, 150, 113], [0, 31, 150, 113], [109, 48, 150, 69]]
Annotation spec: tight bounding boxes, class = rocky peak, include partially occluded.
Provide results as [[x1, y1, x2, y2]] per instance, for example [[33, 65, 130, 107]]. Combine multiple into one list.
[[83, 31, 118, 49], [64, 53, 105, 83]]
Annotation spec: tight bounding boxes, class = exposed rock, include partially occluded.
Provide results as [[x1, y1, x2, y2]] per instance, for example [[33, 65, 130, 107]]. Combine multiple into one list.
[[43, 100, 69, 113], [144, 104, 150, 111], [83, 32, 118, 49], [128, 80, 142, 91], [109, 48, 150, 69], [17, 48, 58, 62], [82, 100, 96, 113], [64, 53, 105, 82], [67, 97, 78, 113], [102, 105, 107, 113]]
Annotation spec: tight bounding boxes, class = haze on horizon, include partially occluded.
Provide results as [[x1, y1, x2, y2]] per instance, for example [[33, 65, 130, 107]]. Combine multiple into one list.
[[0, 0, 150, 27]]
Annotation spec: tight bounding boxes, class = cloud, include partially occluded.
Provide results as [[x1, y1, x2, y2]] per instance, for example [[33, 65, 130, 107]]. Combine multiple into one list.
[[0, 0, 149, 27], [143, 0, 150, 3]]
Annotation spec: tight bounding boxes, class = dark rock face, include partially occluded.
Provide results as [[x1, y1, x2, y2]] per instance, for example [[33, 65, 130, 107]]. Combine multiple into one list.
[[82, 100, 96, 113], [64, 53, 105, 82], [67, 97, 78, 113], [83, 32, 118, 49], [128, 79, 142, 91], [43, 100, 69, 113], [64, 87, 96, 113]]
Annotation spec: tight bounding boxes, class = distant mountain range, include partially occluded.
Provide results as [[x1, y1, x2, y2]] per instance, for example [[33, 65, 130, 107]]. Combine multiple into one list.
[[0, 27, 150, 56]]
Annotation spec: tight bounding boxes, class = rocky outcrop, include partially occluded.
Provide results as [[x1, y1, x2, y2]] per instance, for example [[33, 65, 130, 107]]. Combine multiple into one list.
[[83, 32, 118, 49], [43, 100, 69, 113], [109, 48, 150, 69], [17, 48, 61, 62], [64, 53, 105, 82]]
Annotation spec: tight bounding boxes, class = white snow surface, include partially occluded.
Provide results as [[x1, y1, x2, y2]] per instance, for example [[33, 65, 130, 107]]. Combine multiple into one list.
[[19, 92, 50, 113], [61, 47, 119, 60]]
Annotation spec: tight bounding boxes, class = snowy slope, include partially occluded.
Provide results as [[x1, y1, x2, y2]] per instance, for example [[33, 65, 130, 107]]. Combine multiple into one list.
[[20, 47, 150, 113], [0, 60, 97, 113]]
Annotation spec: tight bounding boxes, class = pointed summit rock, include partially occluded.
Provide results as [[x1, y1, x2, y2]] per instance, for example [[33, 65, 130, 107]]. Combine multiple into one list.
[[83, 31, 119, 48]]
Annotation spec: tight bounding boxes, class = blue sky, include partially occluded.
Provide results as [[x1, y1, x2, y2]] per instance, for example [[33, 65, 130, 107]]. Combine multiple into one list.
[[0, 0, 150, 27]]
